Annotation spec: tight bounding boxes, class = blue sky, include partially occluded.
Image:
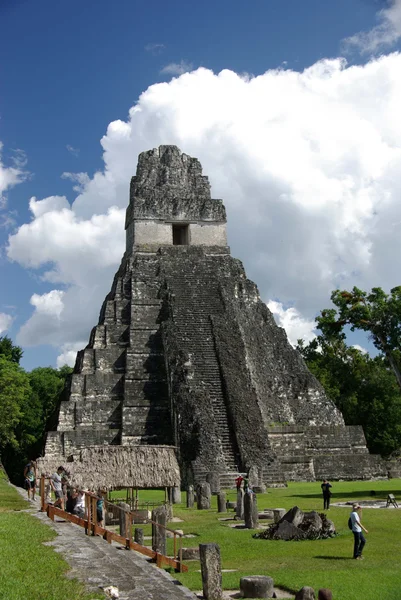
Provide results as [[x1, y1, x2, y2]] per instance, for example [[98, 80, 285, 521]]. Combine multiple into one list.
[[1, 0, 401, 370]]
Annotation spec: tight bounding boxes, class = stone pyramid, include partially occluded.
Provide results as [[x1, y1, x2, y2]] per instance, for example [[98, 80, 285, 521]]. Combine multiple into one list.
[[44, 146, 385, 485]]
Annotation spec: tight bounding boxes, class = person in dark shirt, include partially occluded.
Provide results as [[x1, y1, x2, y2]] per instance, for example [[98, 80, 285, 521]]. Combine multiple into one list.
[[321, 479, 332, 509], [66, 487, 78, 513]]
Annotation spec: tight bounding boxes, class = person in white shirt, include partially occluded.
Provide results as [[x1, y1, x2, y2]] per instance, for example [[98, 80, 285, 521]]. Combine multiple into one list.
[[350, 503, 368, 559], [73, 489, 85, 518]]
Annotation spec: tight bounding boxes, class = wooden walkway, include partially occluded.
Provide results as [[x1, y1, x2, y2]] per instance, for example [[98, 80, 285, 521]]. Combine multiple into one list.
[[17, 487, 196, 600]]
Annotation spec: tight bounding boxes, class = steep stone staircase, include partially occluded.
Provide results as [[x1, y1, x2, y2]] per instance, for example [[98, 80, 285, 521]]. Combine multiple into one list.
[[165, 253, 240, 475]]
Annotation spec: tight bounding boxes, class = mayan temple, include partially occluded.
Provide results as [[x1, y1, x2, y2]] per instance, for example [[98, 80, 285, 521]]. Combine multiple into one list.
[[43, 145, 386, 486]]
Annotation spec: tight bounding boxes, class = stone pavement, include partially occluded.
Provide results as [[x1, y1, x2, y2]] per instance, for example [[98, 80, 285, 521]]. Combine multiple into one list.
[[16, 487, 197, 600]]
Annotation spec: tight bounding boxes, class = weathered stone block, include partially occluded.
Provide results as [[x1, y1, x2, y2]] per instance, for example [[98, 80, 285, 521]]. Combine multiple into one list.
[[197, 482, 211, 510], [280, 506, 304, 527], [152, 506, 167, 555], [236, 488, 244, 519], [134, 527, 144, 545], [217, 492, 226, 513], [179, 547, 200, 560], [295, 587, 315, 600], [244, 492, 258, 529], [187, 485, 194, 508], [199, 543, 223, 600], [240, 575, 274, 599], [273, 509, 286, 523]]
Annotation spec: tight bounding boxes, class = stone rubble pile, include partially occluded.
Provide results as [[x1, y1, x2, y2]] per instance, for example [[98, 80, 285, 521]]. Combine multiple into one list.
[[254, 506, 336, 541]]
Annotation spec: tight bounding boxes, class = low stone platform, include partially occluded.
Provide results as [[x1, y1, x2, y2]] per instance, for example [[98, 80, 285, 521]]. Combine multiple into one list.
[[15, 487, 196, 600]]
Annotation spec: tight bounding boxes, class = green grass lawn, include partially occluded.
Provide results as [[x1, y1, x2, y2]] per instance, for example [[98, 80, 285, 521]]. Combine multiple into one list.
[[0, 471, 103, 600], [129, 480, 401, 600]]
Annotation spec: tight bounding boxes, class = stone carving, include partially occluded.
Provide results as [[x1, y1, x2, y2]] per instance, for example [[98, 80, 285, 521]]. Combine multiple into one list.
[[42, 145, 386, 486]]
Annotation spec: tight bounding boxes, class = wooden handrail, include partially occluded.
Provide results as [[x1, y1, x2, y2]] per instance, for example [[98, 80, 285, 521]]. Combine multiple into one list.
[[39, 475, 187, 572]]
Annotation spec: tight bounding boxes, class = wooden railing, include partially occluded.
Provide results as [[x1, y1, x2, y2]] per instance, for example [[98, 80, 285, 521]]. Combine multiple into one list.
[[39, 476, 187, 572]]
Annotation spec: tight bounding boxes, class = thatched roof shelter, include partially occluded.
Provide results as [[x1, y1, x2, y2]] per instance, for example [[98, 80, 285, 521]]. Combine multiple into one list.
[[37, 445, 180, 489]]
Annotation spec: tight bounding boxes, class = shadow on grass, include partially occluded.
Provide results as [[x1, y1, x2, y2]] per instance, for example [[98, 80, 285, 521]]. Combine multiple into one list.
[[314, 555, 354, 560], [290, 490, 401, 500]]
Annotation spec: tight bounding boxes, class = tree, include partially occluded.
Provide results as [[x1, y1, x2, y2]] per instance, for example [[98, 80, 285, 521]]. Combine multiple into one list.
[[316, 286, 401, 391], [0, 356, 30, 450], [0, 336, 23, 364], [1, 363, 72, 483], [297, 331, 401, 457]]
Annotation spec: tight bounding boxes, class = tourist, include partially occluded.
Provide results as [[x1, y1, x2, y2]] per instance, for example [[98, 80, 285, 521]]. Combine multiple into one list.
[[235, 475, 244, 490], [321, 479, 332, 509], [23, 460, 37, 501], [243, 476, 249, 493], [350, 503, 368, 560], [66, 487, 78, 513], [73, 489, 86, 518], [50, 466, 65, 510], [97, 488, 105, 527]]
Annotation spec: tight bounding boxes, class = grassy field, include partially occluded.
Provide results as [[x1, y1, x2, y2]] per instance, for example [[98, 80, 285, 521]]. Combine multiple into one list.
[[0, 471, 103, 600], [124, 480, 401, 600]]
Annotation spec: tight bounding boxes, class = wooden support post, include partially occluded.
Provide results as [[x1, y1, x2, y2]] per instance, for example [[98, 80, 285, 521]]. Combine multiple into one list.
[[85, 494, 90, 535], [179, 535, 183, 573], [173, 533, 177, 562], [125, 511, 132, 550], [91, 496, 97, 535], [40, 475, 45, 511]]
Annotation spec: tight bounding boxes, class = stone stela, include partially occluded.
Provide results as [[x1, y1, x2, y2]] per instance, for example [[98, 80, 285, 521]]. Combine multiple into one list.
[[42, 145, 386, 486]]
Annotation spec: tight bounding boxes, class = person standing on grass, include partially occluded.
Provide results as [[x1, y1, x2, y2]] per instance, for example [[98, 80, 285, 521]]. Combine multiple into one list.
[[350, 503, 368, 560], [23, 460, 37, 501], [50, 466, 65, 510], [321, 479, 332, 510]]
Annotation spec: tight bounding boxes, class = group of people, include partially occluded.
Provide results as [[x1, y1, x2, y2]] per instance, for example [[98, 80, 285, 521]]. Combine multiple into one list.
[[49, 465, 105, 526], [235, 474, 254, 494]]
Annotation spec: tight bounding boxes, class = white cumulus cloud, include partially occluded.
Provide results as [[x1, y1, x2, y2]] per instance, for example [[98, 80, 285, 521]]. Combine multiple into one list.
[[56, 341, 85, 368], [7, 53, 401, 359], [0, 312, 14, 335], [343, 0, 401, 54], [0, 142, 28, 209], [267, 301, 316, 346]]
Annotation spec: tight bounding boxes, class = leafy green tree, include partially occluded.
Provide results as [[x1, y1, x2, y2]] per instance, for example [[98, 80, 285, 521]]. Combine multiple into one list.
[[0, 335, 23, 364], [317, 286, 401, 391], [297, 331, 401, 457], [0, 356, 30, 450], [1, 362, 72, 483]]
